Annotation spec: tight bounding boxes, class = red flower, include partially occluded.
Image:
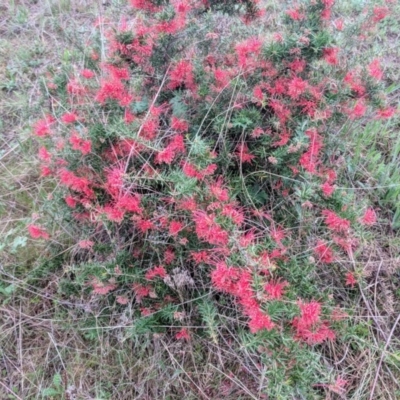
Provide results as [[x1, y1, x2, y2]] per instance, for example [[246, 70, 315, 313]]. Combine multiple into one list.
[[191, 250, 210, 264], [136, 218, 154, 233], [322, 0, 335, 7], [38, 147, 52, 162], [102, 205, 125, 223], [169, 220, 184, 236], [78, 240, 94, 249], [65, 196, 77, 208], [235, 271, 254, 303], [359, 208, 376, 226], [287, 76, 308, 99], [168, 60, 196, 91], [314, 240, 334, 263], [91, 278, 117, 295], [235, 37, 262, 68], [333, 18, 344, 31], [345, 272, 357, 288], [198, 163, 217, 179], [288, 58, 306, 73], [124, 109, 135, 124], [253, 85, 264, 102], [328, 377, 348, 396], [377, 107, 395, 119], [372, 6, 389, 23], [295, 321, 336, 345], [323, 47, 339, 65], [321, 182, 335, 197], [33, 116, 54, 137], [332, 235, 358, 254], [299, 129, 323, 174], [69, 133, 92, 155], [264, 280, 288, 300], [208, 179, 229, 202], [324, 169, 337, 184], [178, 197, 197, 211], [239, 230, 256, 247], [292, 300, 335, 345], [211, 262, 241, 294], [248, 309, 275, 333], [235, 143, 255, 164], [251, 127, 264, 138], [296, 300, 321, 328], [95, 78, 126, 104], [192, 211, 229, 246], [221, 204, 244, 226], [368, 59, 383, 80], [173, 1, 192, 15], [132, 283, 151, 303], [130, 0, 159, 12], [66, 78, 86, 96], [344, 71, 365, 96], [182, 162, 201, 179], [140, 118, 159, 141], [28, 224, 50, 240], [116, 296, 129, 305], [155, 145, 176, 164], [59, 169, 94, 198], [349, 99, 367, 119], [81, 69, 95, 79], [322, 210, 350, 232], [175, 328, 190, 341], [145, 266, 167, 280], [269, 99, 291, 124], [104, 64, 130, 80], [214, 68, 231, 89], [61, 112, 78, 124], [270, 226, 285, 244], [105, 167, 124, 197], [171, 116, 189, 133], [164, 248, 175, 264], [40, 166, 52, 177], [286, 8, 305, 21], [117, 194, 142, 214]]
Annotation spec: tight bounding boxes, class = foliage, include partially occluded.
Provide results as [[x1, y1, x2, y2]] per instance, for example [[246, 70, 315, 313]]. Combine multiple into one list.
[[19, 0, 399, 398]]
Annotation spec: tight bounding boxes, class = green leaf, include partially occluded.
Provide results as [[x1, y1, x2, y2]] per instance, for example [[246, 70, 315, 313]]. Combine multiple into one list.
[[52, 373, 62, 388], [170, 94, 188, 119], [42, 387, 60, 397], [10, 236, 27, 253], [168, 170, 197, 196], [392, 207, 400, 229], [132, 98, 149, 114], [4, 284, 16, 296]]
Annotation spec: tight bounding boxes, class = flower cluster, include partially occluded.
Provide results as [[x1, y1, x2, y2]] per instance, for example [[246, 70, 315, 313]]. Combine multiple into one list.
[[31, 0, 392, 360], [292, 301, 336, 345]]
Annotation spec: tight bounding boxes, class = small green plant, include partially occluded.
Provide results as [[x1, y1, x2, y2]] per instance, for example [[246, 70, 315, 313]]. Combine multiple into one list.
[[41, 373, 63, 398]]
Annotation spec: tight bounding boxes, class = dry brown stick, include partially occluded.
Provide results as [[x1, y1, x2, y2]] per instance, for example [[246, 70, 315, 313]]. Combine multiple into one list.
[[0, 380, 24, 400], [369, 312, 400, 400]]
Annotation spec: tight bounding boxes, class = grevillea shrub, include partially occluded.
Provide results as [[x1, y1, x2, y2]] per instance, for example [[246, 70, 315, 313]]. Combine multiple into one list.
[[30, 0, 394, 395]]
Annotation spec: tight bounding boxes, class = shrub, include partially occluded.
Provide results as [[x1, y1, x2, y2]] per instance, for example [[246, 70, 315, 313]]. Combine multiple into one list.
[[30, 0, 394, 396]]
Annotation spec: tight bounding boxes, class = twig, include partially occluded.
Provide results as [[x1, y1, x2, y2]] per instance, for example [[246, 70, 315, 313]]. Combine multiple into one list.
[[0, 380, 24, 400], [208, 363, 260, 400], [369, 312, 400, 400], [47, 333, 67, 371], [160, 339, 210, 400]]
